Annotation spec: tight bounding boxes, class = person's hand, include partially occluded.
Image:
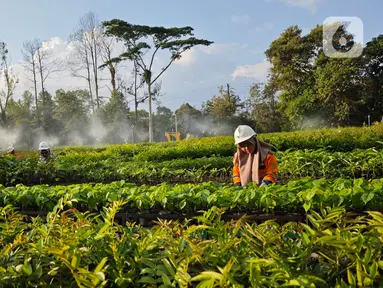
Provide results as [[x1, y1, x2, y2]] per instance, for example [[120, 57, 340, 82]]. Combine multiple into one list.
[[259, 179, 272, 187]]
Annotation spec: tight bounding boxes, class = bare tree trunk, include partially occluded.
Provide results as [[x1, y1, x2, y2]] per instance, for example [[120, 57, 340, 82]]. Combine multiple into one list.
[[88, 34, 100, 110], [93, 33, 100, 109], [38, 54, 45, 125], [38, 50, 45, 104], [148, 83, 153, 142], [74, 12, 102, 111], [134, 62, 138, 124], [67, 28, 95, 113], [36, 47, 60, 125], [32, 60, 38, 112], [85, 50, 94, 113], [22, 40, 40, 115], [109, 64, 116, 92], [35, 42, 61, 103], [0, 42, 18, 125], [99, 34, 117, 95]]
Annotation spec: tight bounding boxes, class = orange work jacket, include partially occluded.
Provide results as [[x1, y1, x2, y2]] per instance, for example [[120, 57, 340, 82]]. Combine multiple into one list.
[[233, 152, 278, 185]]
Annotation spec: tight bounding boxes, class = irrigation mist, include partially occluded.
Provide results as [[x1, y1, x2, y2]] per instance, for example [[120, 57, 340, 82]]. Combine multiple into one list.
[[0, 114, 150, 152]]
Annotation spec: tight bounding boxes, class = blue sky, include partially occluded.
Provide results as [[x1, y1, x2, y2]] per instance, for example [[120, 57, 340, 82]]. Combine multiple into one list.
[[0, 0, 382, 111]]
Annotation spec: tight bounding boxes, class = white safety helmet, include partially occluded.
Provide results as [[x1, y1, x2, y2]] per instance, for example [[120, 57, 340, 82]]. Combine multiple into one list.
[[39, 141, 50, 150], [234, 125, 256, 145], [7, 145, 14, 153]]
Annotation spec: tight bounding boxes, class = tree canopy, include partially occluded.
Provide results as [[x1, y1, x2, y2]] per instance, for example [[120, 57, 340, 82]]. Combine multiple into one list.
[[102, 19, 213, 141]]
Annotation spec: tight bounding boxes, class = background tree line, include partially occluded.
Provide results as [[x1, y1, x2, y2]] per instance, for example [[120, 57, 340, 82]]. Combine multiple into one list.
[[0, 15, 382, 149]]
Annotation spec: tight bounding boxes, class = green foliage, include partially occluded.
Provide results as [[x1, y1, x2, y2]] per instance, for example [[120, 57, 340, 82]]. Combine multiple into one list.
[[102, 18, 213, 142], [0, 41, 18, 125], [3, 177, 383, 214], [315, 57, 364, 125], [362, 34, 383, 120], [1, 205, 383, 286], [102, 20, 213, 71], [153, 106, 174, 141], [203, 85, 242, 121], [54, 89, 91, 131], [265, 24, 383, 128], [103, 90, 129, 124], [3, 125, 383, 186], [247, 82, 281, 133]]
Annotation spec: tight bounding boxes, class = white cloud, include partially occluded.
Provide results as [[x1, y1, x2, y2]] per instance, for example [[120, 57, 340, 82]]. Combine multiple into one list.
[[199, 43, 246, 54], [231, 14, 251, 25], [41, 37, 67, 52], [281, 0, 320, 14], [175, 48, 196, 66], [2, 36, 173, 101], [231, 59, 272, 81], [5, 37, 113, 98]]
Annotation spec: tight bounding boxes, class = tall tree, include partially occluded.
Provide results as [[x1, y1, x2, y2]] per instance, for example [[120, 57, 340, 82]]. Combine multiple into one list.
[[265, 26, 317, 128], [99, 35, 118, 93], [69, 11, 104, 111], [35, 40, 61, 97], [0, 42, 18, 125], [38, 91, 60, 135], [265, 23, 369, 128], [21, 39, 40, 115], [265, 25, 313, 91], [362, 35, 383, 122], [127, 109, 149, 143], [34, 38, 62, 128], [153, 106, 174, 141], [7, 91, 33, 126], [119, 69, 162, 124], [315, 57, 364, 126], [247, 82, 281, 133], [201, 85, 247, 135], [81, 12, 102, 110], [265, 25, 327, 128], [175, 103, 202, 135], [130, 61, 141, 124], [103, 90, 130, 143], [103, 19, 213, 142], [67, 30, 95, 113], [203, 85, 242, 122], [103, 90, 129, 124], [70, 12, 103, 111], [54, 89, 90, 133], [122, 61, 145, 124], [7, 91, 34, 148]]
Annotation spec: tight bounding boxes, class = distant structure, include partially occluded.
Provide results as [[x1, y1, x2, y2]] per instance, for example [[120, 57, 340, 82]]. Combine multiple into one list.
[[165, 132, 181, 142], [185, 133, 198, 140]]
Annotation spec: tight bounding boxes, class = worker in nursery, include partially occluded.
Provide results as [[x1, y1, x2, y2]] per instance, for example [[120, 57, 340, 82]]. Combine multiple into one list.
[[38, 141, 57, 164], [233, 125, 278, 187], [7, 145, 21, 157]]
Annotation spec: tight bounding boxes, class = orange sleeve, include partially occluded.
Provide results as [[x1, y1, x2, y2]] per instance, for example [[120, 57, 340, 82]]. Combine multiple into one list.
[[233, 157, 241, 184], [262, 153, 278, 183]]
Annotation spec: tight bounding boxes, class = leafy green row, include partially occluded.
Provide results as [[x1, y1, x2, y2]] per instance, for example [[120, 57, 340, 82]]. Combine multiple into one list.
[[2, 148, 383, 186], [131, 125, 383, 162], [2, 177, 383, 214], [121, 124, 383, 162], [12, 124, 383, 161], [1, 203, 383, 287]]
